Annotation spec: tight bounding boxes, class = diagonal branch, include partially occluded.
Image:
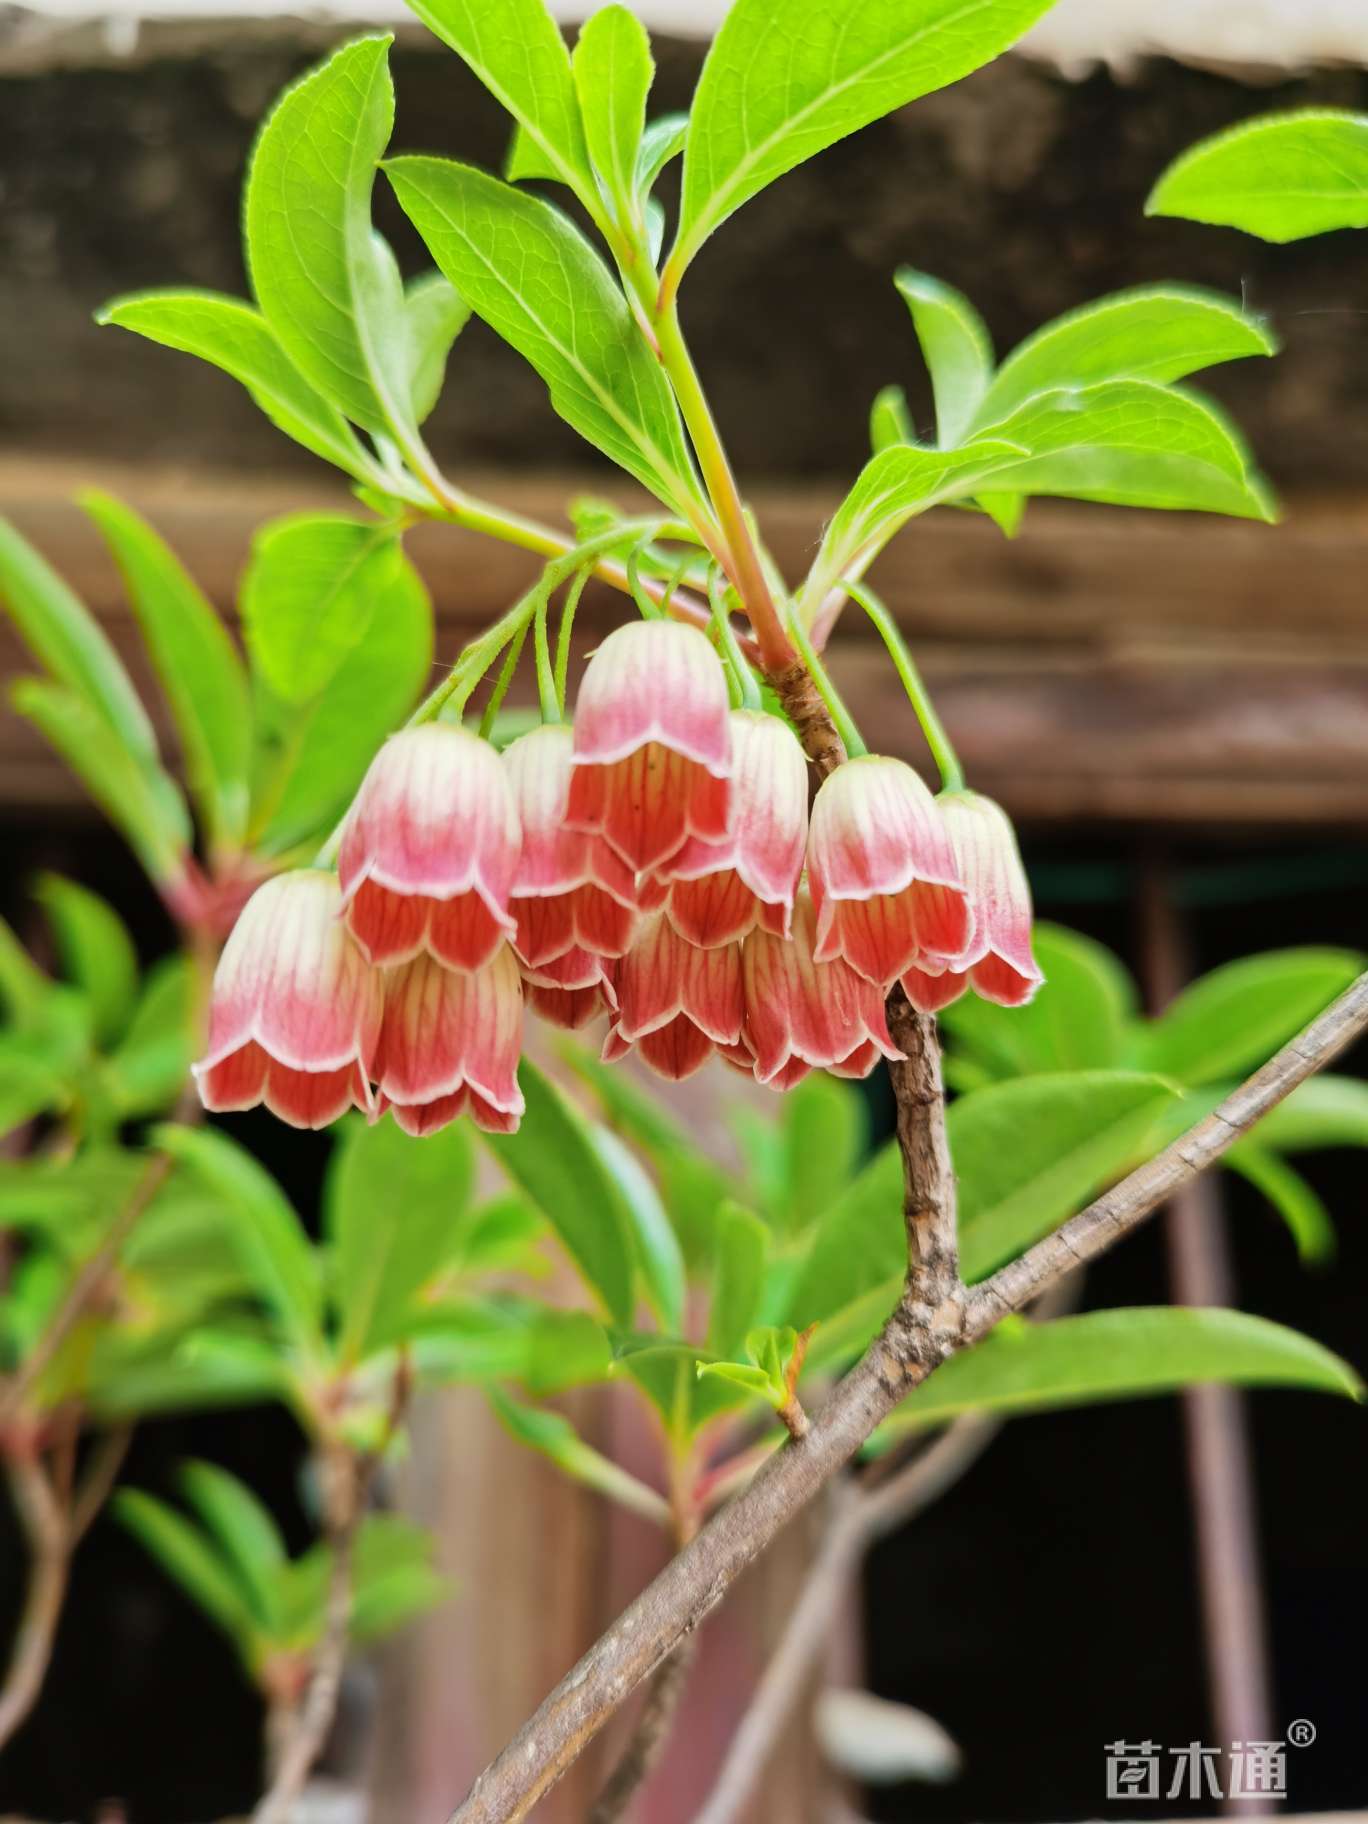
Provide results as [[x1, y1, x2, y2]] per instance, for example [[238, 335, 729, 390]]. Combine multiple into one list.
[[446, 970, 1368, 1824]]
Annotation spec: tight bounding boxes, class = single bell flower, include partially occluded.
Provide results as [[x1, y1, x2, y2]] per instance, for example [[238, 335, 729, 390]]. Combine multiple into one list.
[[338, 725, 520, 973], [195, 871, 381, 1129], [601, 913, 743, 1080], [373, 947, 525, 1136], [903, 792, 1043, 1009]]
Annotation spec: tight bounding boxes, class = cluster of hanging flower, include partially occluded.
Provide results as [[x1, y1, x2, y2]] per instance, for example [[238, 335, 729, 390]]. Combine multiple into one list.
[[195, 622, 1041, 1136]]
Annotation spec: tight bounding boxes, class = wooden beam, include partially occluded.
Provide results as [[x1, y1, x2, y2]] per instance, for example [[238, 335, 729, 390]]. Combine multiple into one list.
[[3, 461, 1367, 828]]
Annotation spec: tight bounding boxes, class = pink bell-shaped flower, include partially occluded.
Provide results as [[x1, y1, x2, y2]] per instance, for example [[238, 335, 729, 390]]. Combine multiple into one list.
[[519, 943, 618, 1031], [729, 888, 902, 1089], [503, 724, 638, 967], [902, 792, 1043, 1010], [567, 621, 731, 873], [373, 947, 525, 1136], [807, 756, 973, 988], [195, 871, 382, 1129], [645, 708, 808, 946], [602, 914, 743, 1080], [338, 725, 520, 973]]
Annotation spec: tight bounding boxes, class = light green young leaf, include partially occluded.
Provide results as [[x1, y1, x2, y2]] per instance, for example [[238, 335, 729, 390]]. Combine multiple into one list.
[[894, 268, 993, 445], [815, 439, 1025, 580], [973, 380, 1276, 521], [405, 0, 595, 202], [869, 1306, 1360, 1448], [384, 158, 699, 507], [783, 1142, 903, 1333], [93, 1330, 292, 1421], [33, 874, 138, 1048], [636, 113, 689, 192], [325, 1116, 476, 1362], [869, 384, 915, 453], [972, 286, 1276, 429], [1141, 948, 1363, 1087], [1225, 1145, 1335, 1266], [82, 491, 252, 850], [250, 552, 431, 852], [590, 1125, 685, 1334], [157, 1127, 324, 1359], [0, 516, 158, 763], [114, 1488, 259, 1652], [483, 1061, 636, 1326], [245, 37, 416, 446], [349, 1516, 451, 1644], [673, 0, 1056, 276], [1256, 1074, 1368, 1154], [490, 1389, 671, 1522], [12, 681, 190, 888], [706, 1201, 769, 1359], [940, 923, 1138, 1083], [0, 1051, 70, 1139], [178, 1461, 287, 1634], [96, 292, 376, 480], [574, 6, 655, 215], [241, 514, 401, 705], [0, 916, 52, 1029], [956, 1071, 1179, 1282], [404, 273, 471, 423], [1147, 109, 1368, 243], [506, 124, 563, 185]]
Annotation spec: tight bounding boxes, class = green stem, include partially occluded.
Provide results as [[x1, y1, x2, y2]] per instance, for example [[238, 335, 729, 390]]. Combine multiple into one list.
[[554, 569, 591, 717], [653, 304, 794, 673], [532, 595, 559, 724], [479, 622, 530, 739], [786, 609, 866, 759], [707, 571, 762, 712], [845, 580, 963, 792]]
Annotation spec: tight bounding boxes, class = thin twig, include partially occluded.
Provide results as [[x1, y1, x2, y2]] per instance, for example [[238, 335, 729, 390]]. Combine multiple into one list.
[[0, 1453, 70, 1749], [446, 971, 1368, 1824], [588, 1636, 701, 1824], [694, 1416, 999, 1824], [69, 1424, 134, 1544]]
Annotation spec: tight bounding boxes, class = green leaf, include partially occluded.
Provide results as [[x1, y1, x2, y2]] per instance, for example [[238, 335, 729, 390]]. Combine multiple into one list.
[[483, 1061, 635, 1326], [0, 515, 158, 763], [81, 491, 252, 850], [574, 6, 654, 215], [636, 113, 689, 192], [349, 1515, 450, 1644], [325, 1116, 476, 1362], [784, 1142, 903, 1333], [404, 0, 594, 202], [12, 680, 190, 888], [245, 37, 415, 445], [869, 384, 915, 453], [384, 158, 699, 507], [97, 291, 376, 479], [157, 1128, 324, 1359], [177, 1461, 287, 1634], [815, 439, 1025, 577], [250, 546, 432, 851], [0, 1051, 70, 1139], [104, 956, 196, 1118], [590, 1125, 685, 1334], [33, 874, 138, 1048], [971, 285, 1275, 430], [972, 380, 1275, 521], [940, 923, 1138, 1082], [489, 1389, 669, 1522], [956, 1071, 1179, 1282], [1225, 1145, 1335, 1266], [780, 1073, 865, 1231], [556, 1038, 693, 1153], [404, 273, 471, 423], [894, 268, 993, 446], [706, 1201, 769, 1359], [241, 514, 402, 705], [0, 916, 52, 1029], [673, 0, 1055, 275], [1256, 1075, 1368, 1154], [1147, 109, 1368, 244], [506, 123, 563, 185], [870, 1307, 1360, 1448], [1141, 949, 1363, 1086], [115, 1488, 259, 1651]]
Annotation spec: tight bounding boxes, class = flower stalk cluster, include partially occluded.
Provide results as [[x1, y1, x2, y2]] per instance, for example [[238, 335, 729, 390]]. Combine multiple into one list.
[[195, 618, 1040, 1137]]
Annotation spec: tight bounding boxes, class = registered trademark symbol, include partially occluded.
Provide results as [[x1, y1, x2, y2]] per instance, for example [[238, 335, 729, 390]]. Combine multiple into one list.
[[1288, 1719, 1317, 1748]]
